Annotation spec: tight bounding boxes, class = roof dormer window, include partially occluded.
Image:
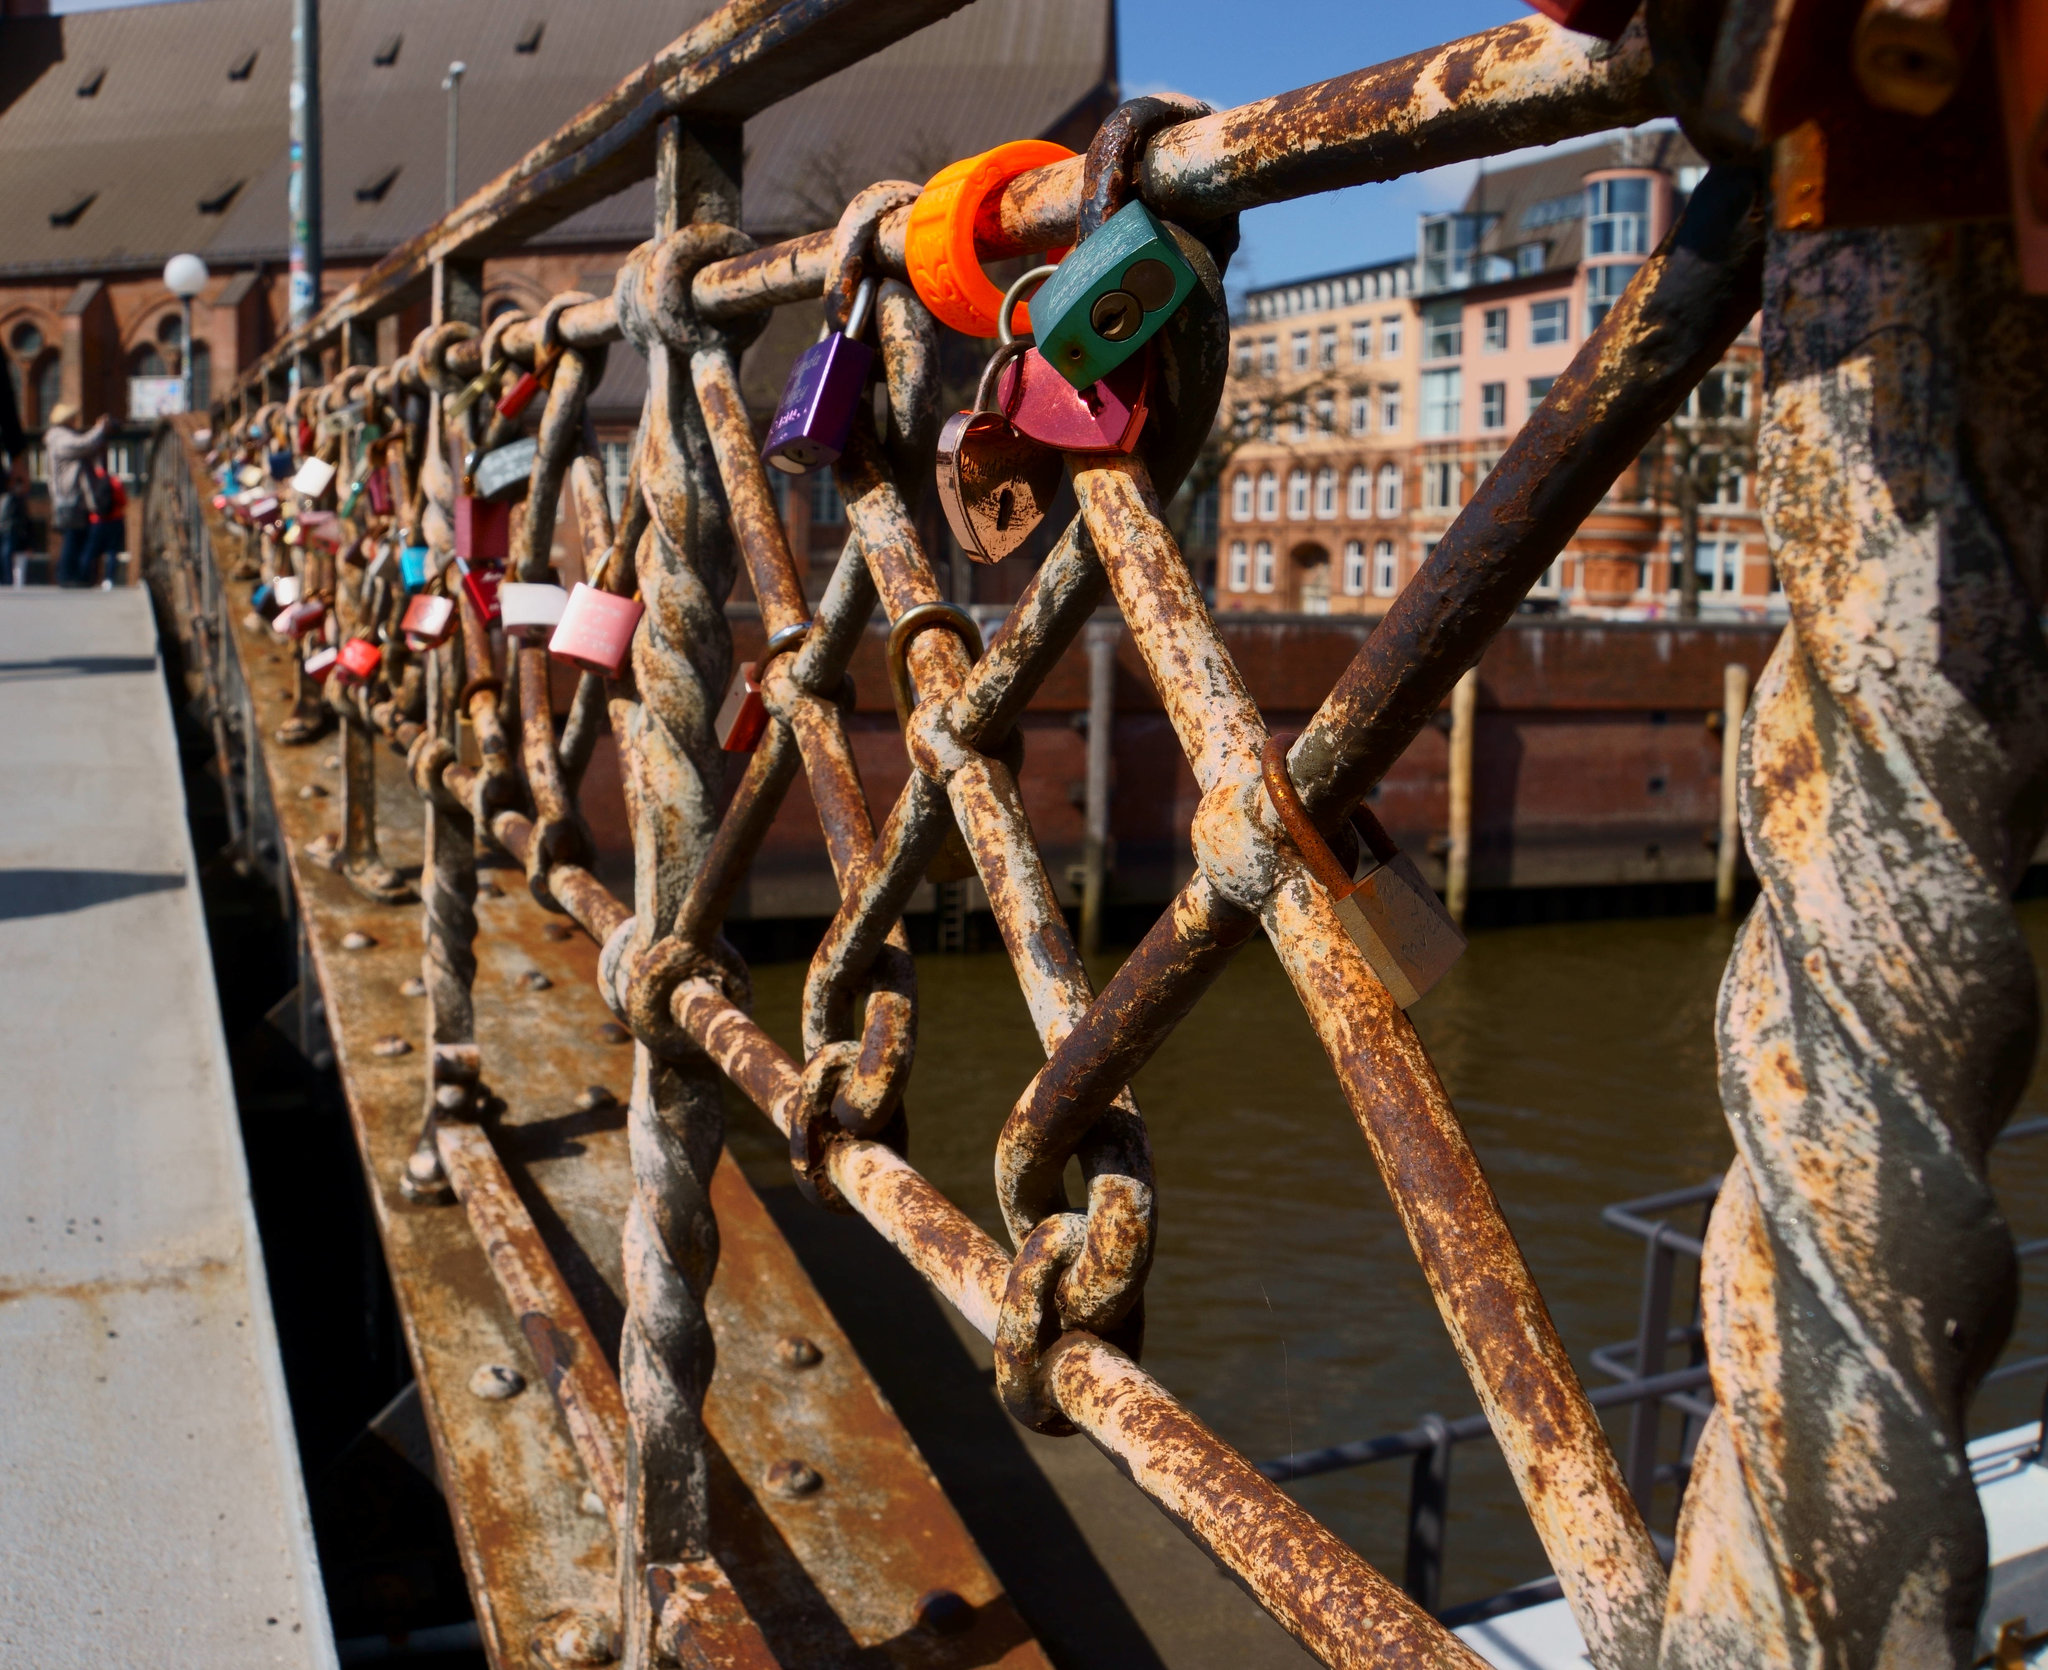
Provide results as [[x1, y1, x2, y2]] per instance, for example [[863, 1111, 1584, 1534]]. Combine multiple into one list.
[[76, 67, 107, 98]]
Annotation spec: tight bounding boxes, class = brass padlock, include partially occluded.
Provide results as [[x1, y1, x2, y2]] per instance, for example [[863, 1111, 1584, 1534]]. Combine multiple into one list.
[[888, 603, 985, 885], [1261, 736, 1465, 1009]]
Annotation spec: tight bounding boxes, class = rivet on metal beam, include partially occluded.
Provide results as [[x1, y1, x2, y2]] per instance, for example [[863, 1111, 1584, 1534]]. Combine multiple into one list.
[[914, 1589, 975, 1637], [774, 1335, 822, 1370], [762, 1458, 822, 1499], [469, 1363, 525, 1401], [341, 930, 375, 950], [371, 1035, 412, 1058]]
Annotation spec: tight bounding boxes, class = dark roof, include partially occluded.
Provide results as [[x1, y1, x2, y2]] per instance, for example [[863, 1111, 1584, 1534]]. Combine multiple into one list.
[[1454, 129, 1705, 274], [0, 0, 1112, 278]]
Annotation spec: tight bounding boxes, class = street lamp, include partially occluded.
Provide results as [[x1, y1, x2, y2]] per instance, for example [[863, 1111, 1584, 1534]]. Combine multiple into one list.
[[443, 61, 467, 213], [163, 253, 209, 414]]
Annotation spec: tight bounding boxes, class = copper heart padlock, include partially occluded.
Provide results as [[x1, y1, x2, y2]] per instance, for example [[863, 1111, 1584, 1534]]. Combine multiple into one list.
[[935, 336, 1064, 567]]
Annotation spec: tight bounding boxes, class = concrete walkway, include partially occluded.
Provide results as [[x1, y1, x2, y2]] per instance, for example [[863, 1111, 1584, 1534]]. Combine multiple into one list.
[[0, 591, 333, 1668]]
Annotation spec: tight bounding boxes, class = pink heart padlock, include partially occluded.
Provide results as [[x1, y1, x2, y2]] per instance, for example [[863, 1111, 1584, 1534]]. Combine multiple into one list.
[[995, 343, 1150, 454]]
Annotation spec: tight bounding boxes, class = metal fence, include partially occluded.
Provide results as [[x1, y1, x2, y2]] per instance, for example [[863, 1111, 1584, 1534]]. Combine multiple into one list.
[[141, 2, 2048, 1665]]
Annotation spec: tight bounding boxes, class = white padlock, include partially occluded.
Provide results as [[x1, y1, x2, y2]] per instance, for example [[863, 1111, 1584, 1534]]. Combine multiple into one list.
[[290, 456, 336, 499], [498, 581, 571, 639]]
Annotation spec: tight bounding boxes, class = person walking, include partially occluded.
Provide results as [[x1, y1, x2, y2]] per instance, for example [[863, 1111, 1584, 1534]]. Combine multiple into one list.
[[89, 461, 127, 589], [0, 463, 26, 588], [45, 402, 111, 588]]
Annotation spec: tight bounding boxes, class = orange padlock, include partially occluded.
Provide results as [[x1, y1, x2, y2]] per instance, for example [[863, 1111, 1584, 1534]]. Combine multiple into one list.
[[905, 140, 1074, 338]]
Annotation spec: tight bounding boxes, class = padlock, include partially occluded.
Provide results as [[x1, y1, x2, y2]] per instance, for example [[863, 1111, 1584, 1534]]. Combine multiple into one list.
[[297, 509, 342, 547], [274, 599, 326, 640], [1028, 200, 1198, 390], [762, 277, 876, 476], [250, 496, 282, 529], [296, 417, 314, 454], [548, 583, 644, 677], [444, 364, 502, 424], [935, 336, 1064, 566], [364, 462, 393, 517], [399, 544, 429, 591], [1261, 738, 1465, 1009], [472, 437, 536, 503], [336, 637, 382, 682], [238, 463, 267, 490], [455, 495, 510, 564], [251, 581, 278, 618], [715, 662, 768, 753], [499, 580, 570, 639], [995, 342, 1150, 454], [362, 544, 394, 589], [292, 455, 335, 499], [496, 342, 563, 422], [453, 555, 502, 623], [305, 645, 339, 683], [1518, 0, 1641, 39], [401, 593, 456, 650], [272, 574, 303, 607], [267, 448, 294, 481]]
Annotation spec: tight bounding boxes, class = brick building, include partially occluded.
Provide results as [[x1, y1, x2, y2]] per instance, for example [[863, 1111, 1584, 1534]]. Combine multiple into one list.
[[1217, 131, 1774, 621]]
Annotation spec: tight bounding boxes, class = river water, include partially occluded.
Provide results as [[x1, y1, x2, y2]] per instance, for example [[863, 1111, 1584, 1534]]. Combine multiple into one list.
[[734, 900, 2048, 1614]]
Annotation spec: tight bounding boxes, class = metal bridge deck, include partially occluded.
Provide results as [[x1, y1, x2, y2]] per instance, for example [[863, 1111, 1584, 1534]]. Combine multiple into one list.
[[0, 590, 334, 1669]]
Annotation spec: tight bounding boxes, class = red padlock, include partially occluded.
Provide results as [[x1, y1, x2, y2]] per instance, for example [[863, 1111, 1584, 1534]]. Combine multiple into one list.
[[337, 637, 382, 682], [274, 599, 326, 639], [455, 496, 510, 564], [548, 583, 644, 677], [496, 343, 563, 422], [1518, 0, 1640, 39], [455, 556, 502, 624], [995, 345, 1150, 454], [305, 646, 339, 683], [364, 463, 394, 517], [715, 661, 767, 753], [401, 593, 456, 649]]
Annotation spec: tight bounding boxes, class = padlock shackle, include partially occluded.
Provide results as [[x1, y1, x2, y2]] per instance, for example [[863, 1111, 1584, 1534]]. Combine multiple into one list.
[[1260, 734, 1402, 897], [997, 264, 1060, 347], [841, 276, 878, 343], [887, 602, 984, 733]]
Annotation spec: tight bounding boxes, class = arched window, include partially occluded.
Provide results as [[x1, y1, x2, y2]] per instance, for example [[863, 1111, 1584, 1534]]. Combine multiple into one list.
[[1256, 470, 1278, 521], [32, 352, 60, 427], [1342, 540, 1367, 595], [129, 343, 168, 377], [1298, 550, 1331, 615], [1348, 465, 1371, 518], [1314, 467, 1337, 518], [1377, 463, 1402, 517], [1253, 540, 1275, 592], [1227, 541, 1249, 591], [1286, 469, 1309, 518], [1231, 472, 1253, 521], [1373, 540, 1399, 596]]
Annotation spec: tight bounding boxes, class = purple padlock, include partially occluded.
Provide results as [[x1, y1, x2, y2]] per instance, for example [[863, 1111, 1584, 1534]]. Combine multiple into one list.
[[762, 278, 875, 477]]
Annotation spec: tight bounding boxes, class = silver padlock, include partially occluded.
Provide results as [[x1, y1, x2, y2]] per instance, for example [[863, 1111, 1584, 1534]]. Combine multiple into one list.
[[1262, 736, 1465, 1009]]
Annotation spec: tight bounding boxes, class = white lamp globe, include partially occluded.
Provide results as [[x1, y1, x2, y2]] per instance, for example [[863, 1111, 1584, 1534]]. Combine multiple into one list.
[[164, 253, 209, 299]]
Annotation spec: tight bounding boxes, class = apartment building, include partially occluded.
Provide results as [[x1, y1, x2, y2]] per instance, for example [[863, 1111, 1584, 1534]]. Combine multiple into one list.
[[1218, 131, 1773, 619]]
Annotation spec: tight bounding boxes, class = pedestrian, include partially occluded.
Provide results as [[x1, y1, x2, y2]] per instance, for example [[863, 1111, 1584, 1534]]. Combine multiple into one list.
[[45, 402, 111, 588], [0, 462, 26, 588], [89, 461, 127, 589]]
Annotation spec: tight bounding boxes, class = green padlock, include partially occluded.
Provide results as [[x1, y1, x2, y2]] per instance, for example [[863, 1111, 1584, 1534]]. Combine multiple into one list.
[[1030, 199, 1197, 390]]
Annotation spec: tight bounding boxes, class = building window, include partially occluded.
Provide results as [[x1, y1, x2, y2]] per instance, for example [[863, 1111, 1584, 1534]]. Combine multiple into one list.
[[1315, 466, 1338, 518], [1586, 176, 1651, 256], [1257, 470, 1279, 520], [1318, 326, 1337, 368], [810, 471, 845, 526], [1532, 558, 1562, 596], [1301, 555, 1331, 614], [1480, 381, 1506, 430], [1291, 331, 1310, 370], [1350, 391, 1370, 435], [602, 440, 632, 518], [1257, 402, 1274, 441], [1674, 536, 1741, 595], [1423, 459, 1458, 510], [1586, 263, 1642, 333], [1423, 300, 1462, 362], [1287, 469, 1310, 518], [1282, 402, 1302, 441], [1704, 454, 1745, 506], [1527, 375, 1556, 418], [1516, 242, 1545, 275], [1228, 540, 1250, 591], [1348, 465, 1372, 517], [1343, 540, 1367, 595], [1260, 337, 1277, 375], [1377, 463, 1402, 516], [1314, 396, 1335, 434], [1235, 339, 1253, 376], [1231, 472, 1253, 521], [1476, 452, 1501, 485], [1254, 540, 1276, 592], [1420, 368, 1462, 437], [1379, 386, 1401, 432], [1529, 298, 1568, 346], [1352, 320, 1372, 360], [1372, 539, 1398, 596], [1381, 314, 1402, 357], [1482, 307, 1507, 353], [1230, 400, 1253, 438]]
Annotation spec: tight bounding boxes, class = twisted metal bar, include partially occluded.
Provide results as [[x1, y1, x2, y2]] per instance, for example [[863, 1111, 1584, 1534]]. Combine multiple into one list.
[[1659, 224, 2048, 1666]]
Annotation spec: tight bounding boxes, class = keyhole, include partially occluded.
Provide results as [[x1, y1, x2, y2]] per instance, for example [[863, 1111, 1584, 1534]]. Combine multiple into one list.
[[994, 487, 1014, 531]]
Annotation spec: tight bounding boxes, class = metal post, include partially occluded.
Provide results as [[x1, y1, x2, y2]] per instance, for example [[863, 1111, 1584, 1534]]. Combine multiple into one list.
[[443, 62, 467, 213], [1079, 620, 1117, 958], [1403, 1413, 1453, 1613], [1714, 661, 1748, 919], [1445, 665, 1477, 926], [287, 0, 321, 334], [181, 296, 196, 414], [1623, 1224, 1677, 1513]]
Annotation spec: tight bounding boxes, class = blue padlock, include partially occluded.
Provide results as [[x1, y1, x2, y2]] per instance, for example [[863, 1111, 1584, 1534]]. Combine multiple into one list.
[[1027, 200, 1197, 391], [762, 278, 875, 476], [267, 447, 295, 480], [399, 544, 429, 591]]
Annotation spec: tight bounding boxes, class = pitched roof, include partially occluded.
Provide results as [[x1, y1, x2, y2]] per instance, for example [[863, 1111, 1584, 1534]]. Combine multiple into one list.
[[0, 0, 1113, 279]]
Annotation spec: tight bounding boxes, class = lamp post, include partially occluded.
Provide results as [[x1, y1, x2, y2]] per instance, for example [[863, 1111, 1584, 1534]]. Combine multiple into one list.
[[443, 61, 466, 212], [163, 254, 209, 414]]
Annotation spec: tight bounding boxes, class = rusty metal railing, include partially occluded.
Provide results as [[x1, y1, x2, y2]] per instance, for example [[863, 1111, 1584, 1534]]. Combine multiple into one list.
[[147, 1, 2048, 1664]]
